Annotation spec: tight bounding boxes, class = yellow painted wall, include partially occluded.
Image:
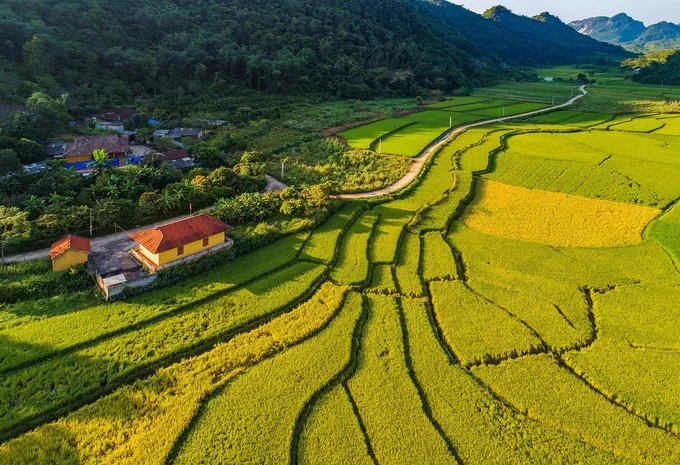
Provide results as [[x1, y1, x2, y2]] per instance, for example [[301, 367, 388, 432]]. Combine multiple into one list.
[[65, 154, 92, 163], [52, 250, 89, 272], [138, 232, 225, 267]]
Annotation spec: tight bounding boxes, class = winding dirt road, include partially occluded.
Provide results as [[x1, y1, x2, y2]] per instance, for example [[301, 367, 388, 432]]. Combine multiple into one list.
[[339, 85, 588, 200]]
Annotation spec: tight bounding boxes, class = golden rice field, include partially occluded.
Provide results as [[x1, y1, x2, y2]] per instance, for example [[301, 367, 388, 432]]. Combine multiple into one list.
[[462, 179, 661, 247], [1, 88, 680, 464]]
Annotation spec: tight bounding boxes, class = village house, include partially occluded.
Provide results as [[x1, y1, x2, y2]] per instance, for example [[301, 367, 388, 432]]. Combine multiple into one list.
[[42, 140, 68, 158], [159, 149, 195, 169], [63, 134, 131, 166], [50, 234, 91, 272], [166, 127, 205, 140], [92, 107, 135, 124], [129, 214, 233, 272]]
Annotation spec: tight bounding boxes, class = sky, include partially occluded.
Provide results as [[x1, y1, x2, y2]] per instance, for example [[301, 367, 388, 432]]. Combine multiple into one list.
[[459, 0, 679, 26]]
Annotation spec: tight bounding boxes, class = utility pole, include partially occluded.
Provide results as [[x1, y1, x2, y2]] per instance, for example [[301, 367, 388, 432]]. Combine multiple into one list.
[[281, 161, 285, 180], [89, 209, 93, 237], [378, 139, 382, 154], [502, 107, 505, 117], [449, 116, 452, 128]]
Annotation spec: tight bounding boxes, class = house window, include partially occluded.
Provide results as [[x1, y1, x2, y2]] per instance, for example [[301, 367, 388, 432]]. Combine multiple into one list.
[[203, 237, 210, 247], [177, 246, 184, 256]]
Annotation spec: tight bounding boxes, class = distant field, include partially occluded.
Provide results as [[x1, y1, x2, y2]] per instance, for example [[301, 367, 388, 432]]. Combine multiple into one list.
[[536, 65, 625, 82], [462, 179, 660, 247], [340, 97, 549, 157]]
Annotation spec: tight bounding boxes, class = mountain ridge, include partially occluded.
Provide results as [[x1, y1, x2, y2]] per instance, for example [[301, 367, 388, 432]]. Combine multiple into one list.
[[0, 0, 631, 110], [570, 13, 680, 51]]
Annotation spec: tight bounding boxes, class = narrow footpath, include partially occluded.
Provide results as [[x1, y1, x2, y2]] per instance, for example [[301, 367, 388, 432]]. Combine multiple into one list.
[[339, 85, 588, 200]]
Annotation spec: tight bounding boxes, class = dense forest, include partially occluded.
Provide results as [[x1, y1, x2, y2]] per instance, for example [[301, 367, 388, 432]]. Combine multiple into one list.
[[0, 0, 630, 111], [632, 50, 680, 85]]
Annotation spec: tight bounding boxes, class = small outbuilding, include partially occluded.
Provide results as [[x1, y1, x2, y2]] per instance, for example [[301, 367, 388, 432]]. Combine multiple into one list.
[[50, 235, 91, 272], [129, 214, 233, 272]]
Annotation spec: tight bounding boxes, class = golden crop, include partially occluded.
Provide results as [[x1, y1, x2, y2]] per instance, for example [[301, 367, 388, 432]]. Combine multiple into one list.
[[462, 179, 661, 247]]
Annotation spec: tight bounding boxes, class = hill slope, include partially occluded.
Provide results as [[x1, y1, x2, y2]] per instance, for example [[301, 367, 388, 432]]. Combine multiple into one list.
[[0, 0, 630, 108], [570, 13, 680, 51]]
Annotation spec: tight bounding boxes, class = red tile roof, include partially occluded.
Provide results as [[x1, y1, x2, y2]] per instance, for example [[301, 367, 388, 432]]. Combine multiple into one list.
[[64, 135, 129, 158], [129, 214, 233, 254], [50, 235, 92, 259]]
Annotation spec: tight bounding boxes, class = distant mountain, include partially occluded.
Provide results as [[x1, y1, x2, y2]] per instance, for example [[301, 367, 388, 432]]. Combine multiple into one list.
[[570, 14, 680, 51], [422, 4, 631, 67]]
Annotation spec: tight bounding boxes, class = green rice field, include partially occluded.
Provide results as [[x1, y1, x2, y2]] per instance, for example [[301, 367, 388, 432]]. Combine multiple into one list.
[[1, 79, 680, 464]]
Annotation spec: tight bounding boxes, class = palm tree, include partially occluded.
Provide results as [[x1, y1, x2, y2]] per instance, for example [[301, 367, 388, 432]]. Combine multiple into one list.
[[88, 149, 112, 177]]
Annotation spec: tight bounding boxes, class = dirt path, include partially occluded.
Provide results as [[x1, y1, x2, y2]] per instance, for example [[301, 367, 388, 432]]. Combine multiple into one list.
[[339, 86, 588, 200], [0, 214, 194, 264]]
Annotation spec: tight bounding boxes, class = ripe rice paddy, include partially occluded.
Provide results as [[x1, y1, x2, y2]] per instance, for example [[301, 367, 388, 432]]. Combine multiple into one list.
[[2, 86, 680, 464], [462, 179, 661, 247]]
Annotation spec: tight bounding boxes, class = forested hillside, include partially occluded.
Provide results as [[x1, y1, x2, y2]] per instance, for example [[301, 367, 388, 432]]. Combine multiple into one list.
[[632, 50, 680, 85], [424, 4, 630, 66], [0, 0, 629, 110]]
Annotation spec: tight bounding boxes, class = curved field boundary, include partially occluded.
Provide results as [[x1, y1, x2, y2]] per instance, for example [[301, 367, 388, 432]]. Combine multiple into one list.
[[367, 122, 420, 152], [339, 85, 588, 200]]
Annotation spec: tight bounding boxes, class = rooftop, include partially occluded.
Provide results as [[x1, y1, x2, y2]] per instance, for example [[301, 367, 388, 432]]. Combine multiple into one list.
[[167, 128, 203, 138], [129, 214, 233, 254], [50, 234, 91, 259], [64, 135, 129, 158]]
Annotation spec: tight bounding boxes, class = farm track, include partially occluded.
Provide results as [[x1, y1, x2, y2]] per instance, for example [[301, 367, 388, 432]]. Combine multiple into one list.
[[339, 86, 587, 200]]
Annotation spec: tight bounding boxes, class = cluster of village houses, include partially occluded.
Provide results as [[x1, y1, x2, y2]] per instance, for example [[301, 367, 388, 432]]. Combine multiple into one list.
[[50, 213, 234, 300], [2, 105, 212, 175], [0, 105, 232, 299]]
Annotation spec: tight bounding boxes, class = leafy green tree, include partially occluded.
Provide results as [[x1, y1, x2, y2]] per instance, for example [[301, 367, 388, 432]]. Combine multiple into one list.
[[0, 149, 23, 176], [192, 144, 224, 169], [233, 151, 265, 177], [6, 92, 69, 140], [22, 35, 50, 78], [0, 206, 31, 258], [15, 139, 45, 164]]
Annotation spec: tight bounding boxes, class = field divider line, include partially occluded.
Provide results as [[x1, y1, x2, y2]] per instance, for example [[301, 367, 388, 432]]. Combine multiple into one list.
[[288, 293, 370, 465], [339, 86, 588, 200], [0, 257, 308, 378], [367, 121, 421, 153], [162, 289, 354, 465], [395, 297, 466, 465], [342, 381, 379, 465], [0, 268, 332, 445]]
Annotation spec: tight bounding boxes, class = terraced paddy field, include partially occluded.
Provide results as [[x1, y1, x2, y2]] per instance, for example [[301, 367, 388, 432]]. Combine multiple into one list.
[[2, 93, 680, 464], [339, 96, 550, 157]]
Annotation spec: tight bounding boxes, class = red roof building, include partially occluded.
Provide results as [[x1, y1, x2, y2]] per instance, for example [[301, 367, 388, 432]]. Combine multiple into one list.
[[64, 135, 130, 163], [129, 214, 233, 271], [50, 235, 92, 272]]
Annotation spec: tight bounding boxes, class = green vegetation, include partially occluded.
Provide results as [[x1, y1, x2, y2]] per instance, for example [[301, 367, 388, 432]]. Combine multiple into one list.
[[330, 211, 379, 286], [172, 291, 363, 464], [0, 282, 348, 464], [345, 295, 456, 464], [2, 77, 680, 464]]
